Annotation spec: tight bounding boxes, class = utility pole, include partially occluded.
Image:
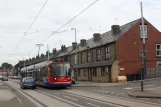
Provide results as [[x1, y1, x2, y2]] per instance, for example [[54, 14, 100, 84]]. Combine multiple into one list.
[[140, 2, 147, 92], [36, 44, 43, 57]]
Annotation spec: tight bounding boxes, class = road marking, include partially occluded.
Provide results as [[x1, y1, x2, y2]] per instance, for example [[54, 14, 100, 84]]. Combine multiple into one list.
[[64, 96, 78, 101], [53, 92, 59, 95], [87, 103, 100, 107], [11, 90, 22, 103], [59, 91, 124, 107], [123, 87, 132, 90], [6, 82, 44, 107], [36, 90, 85, 107], [65, 89, 161, 106], [124, 85, 155, 90]]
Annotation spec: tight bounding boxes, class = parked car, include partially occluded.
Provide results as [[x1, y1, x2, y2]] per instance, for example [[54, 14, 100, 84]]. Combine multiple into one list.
[[1, 76, 8, 81], [20, 77, 36, 89]]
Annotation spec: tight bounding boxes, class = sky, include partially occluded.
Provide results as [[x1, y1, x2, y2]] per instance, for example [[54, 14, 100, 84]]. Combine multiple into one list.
[[0, 0, 161, 65]]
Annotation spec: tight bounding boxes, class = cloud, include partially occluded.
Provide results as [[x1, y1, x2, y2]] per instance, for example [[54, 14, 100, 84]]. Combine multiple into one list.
[[0, 0, 160, 65]]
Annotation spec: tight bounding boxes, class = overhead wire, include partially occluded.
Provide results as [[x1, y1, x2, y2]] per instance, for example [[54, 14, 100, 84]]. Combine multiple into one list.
[[12, 0, 49, 53], [40, 0, 99, 43], [22, 0, 99, 57]]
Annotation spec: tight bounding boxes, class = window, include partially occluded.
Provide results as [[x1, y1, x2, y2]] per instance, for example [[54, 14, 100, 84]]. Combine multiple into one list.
[[42, 67, 46, 77], [156, 44, 161, 56], [83, 69, 87, 76], [105, 46, 110, 59], [74, 54, 77, 64], [101, 67, 108, 76], [140, 25, 147, 38], [78, 70, 80, 76], [81, 53, 84, 63], [96, 48, 101, 61], [87, 51, 91, 62], [93, 68, 97, 76]]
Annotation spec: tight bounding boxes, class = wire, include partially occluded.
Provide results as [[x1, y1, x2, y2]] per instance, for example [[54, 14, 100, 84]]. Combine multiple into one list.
[[20, 0, 100, 58], [12, 0, 49, 53], [40, 0, 99, 43]]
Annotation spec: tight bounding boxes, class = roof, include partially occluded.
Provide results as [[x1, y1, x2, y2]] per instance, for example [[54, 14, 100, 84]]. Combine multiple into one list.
[[70, 18, 140, 54], [57, 46, 74, 57], [50, 18, 140, 57]]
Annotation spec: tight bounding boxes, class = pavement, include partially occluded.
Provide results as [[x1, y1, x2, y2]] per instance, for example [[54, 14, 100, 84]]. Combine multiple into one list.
[[0, 80, 37, 107], [128, 87, 161, 98]]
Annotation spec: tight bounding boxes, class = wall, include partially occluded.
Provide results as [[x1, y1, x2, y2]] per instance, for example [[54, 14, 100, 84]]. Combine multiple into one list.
[[117, 19, 161, 76], [111, 60, 120, 82]]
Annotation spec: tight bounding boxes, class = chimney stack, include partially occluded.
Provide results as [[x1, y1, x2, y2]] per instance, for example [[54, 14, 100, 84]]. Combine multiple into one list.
[[80, 39, 86, 47], [72, 42, 77, 49], [61, 45, 66, 52], [53, 48, 57, 55], [111, 25, 120, 34], [93, 33, 101, 42]]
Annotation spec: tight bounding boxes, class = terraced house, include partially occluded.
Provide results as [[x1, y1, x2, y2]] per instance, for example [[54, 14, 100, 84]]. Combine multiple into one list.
[[17, 18, 161, 82], [50, 18, 161, 82]]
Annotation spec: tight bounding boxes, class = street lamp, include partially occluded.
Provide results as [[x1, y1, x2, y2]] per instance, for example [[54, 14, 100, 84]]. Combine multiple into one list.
[[71, 28, 76, 43], [36, 44, 43, 57], [71, 28, 77, 80]]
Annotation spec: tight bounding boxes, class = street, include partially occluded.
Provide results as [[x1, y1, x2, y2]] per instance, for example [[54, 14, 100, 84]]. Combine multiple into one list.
[[0, 79, 161, 107]]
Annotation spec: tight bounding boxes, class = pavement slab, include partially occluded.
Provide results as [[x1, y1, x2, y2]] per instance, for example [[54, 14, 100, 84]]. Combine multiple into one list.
[[0, 89, 16, 101], [128, 88, 161, 98]]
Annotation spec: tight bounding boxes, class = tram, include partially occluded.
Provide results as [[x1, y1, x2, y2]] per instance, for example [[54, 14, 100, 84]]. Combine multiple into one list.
[[20, 60, 72, 88]]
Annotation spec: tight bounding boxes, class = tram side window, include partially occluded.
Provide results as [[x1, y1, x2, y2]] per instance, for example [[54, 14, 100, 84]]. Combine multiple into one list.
[[39, 68, 41, 79], [47, 67, 51, 76], [39, 69, 41, 79], [42, 67, 46, 77], [37, 69, 40, 80]]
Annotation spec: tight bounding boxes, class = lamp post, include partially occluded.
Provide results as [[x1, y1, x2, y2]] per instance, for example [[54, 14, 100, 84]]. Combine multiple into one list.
[[71, 28, 76, 43], [71, 28, 77, 80], [36, 44, 43, 57]]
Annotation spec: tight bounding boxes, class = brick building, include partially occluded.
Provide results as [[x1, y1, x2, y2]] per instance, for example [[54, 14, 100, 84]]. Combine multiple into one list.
[[18, 18, 161, 82], [51, 18, 161, 82]]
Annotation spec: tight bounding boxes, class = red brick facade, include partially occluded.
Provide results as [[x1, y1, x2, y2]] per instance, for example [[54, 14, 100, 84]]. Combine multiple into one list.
[[117, 19, 161, 76]]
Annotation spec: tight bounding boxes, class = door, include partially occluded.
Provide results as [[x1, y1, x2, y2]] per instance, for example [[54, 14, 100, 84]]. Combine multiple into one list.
[[88, 68, 92, 81], [108, 66, 112, 82]]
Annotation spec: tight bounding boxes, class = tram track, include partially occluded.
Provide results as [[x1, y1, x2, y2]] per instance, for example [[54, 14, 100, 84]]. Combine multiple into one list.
[[4, 81, 48, 107], [8, 79, 161, 107], [37, 87, 126, 107]]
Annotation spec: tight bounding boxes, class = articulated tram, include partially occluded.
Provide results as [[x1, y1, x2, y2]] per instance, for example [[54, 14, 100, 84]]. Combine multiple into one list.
[[20, 60, 72, 88]]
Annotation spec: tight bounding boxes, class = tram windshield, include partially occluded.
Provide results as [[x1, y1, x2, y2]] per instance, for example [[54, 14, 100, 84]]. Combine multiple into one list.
[[53, 63, 71, 76]]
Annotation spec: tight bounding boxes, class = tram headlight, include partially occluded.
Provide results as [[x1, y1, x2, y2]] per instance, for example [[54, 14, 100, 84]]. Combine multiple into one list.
[[54, 78, 57, 80], [68, 77, 70, 80]]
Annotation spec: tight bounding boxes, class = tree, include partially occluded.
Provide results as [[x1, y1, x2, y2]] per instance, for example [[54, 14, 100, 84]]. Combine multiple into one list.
[[1, 62, 13, 69]]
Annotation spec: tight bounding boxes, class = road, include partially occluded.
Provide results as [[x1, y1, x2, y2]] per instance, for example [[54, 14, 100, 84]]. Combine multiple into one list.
[[72, 79, 161, 104], [1, 79, 161, 107]]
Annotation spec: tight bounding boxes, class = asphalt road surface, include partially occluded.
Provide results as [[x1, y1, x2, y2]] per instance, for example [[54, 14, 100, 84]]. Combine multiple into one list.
[[3, 79, 161, 107]]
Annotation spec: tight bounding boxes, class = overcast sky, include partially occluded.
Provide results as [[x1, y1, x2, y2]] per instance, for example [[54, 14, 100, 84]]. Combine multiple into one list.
[[0, 0, 161, 65]]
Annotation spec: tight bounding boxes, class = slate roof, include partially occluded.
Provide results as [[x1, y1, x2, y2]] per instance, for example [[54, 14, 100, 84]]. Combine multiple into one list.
[[57, 46, 73, 57], [70, 18, 140, 54], [51, 18, 140, 57]]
